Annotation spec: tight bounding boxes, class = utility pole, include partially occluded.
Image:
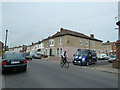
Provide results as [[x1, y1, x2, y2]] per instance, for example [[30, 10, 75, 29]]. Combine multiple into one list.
[[4, 29, 8, 51], [112, 1, 120, 69]]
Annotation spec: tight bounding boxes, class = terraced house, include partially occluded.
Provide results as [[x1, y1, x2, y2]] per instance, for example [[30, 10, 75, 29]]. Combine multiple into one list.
[[0, 41, 3, 55], [42, 28, 103, 59], [102, 41, 116, 55], [9, 45, 27, 53], [25, 41, 44, 55]]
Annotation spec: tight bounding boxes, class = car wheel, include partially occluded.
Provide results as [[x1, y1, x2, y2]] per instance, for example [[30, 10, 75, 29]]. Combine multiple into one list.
[[73, 62, 75, 65], [23, 67, 27, 72], [2, 70, 6, 74], [108, 60, 112, 63], [93, 60, 96, 64]]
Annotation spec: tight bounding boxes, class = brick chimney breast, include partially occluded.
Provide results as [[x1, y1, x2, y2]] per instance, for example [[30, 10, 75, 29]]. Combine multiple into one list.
[[90, 34, 94, 38], [60, 28, 64, 32]]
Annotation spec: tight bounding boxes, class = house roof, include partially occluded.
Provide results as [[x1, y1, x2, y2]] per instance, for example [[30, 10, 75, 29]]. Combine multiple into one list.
[[43, 28, 103, 42], [0, 41, 3, 44], [102, 42, 115, 45], [31, 41, 41, 45]]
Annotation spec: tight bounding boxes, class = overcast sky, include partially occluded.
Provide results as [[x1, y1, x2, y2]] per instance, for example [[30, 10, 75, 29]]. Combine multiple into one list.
[[1, 2, 119, 47]]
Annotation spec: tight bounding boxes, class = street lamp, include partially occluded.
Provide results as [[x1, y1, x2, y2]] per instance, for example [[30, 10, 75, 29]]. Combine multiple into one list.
[[112, 1, 120, 69], [116, 21, 120, 58], [4, 29, 8, 51]]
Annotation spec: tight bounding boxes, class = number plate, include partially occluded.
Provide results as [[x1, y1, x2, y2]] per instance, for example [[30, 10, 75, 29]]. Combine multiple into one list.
[[11, 61, 20, 64]]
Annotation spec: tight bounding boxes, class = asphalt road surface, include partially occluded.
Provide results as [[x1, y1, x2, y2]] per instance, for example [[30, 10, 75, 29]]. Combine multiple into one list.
[[1, 59, 118, 88]]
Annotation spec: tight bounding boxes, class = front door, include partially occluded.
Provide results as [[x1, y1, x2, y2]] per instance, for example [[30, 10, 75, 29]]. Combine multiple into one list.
[[50, 49, 52, 56]]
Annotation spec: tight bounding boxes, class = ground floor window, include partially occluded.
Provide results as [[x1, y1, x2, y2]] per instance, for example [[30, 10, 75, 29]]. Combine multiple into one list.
[[57, 48, 59, 56], [46, 49, 47, 55], [60, 48, 62, 55]]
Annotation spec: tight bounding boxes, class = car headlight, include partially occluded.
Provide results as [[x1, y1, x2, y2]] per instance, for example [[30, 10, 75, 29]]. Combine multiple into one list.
[[79, 56, 82, 59], [75, 56, 78, 59], [82, 58, 85, 62], [74, 60, 77, 62]]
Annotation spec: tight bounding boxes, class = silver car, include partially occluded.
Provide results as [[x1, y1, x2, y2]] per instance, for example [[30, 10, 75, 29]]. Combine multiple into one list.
[[108, 55, 116, 63]]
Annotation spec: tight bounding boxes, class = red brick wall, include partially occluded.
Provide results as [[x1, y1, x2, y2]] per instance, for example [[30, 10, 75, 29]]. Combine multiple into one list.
[[112, 42, 116, 54]]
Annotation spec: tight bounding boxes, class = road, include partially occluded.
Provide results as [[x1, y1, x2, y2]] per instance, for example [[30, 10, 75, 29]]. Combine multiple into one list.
[[1, 59, 118, 88]]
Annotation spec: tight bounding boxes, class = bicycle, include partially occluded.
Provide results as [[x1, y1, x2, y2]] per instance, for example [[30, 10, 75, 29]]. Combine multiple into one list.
[[60, 56, 69, 68]]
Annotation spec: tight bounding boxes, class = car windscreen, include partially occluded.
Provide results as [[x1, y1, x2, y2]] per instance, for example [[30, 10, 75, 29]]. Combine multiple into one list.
[[91, 52, 96, 56], [3, 53, 24, 60], [109, 55, 116, 58], [76, 51, 88, 56], [36, 52, 41, 55]]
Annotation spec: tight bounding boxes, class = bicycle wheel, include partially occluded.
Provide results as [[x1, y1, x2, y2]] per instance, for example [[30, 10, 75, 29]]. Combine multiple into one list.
[[65, 61, 69, 68]]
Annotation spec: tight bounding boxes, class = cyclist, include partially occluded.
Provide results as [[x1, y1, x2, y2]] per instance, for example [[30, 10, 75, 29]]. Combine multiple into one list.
[[61, 51, 68, 65]]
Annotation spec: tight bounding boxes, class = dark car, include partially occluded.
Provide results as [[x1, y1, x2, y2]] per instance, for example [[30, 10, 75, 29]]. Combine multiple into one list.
[[2, 51, 27, 74], [73, 49, 97, 66], [23, 52, 32, 60]]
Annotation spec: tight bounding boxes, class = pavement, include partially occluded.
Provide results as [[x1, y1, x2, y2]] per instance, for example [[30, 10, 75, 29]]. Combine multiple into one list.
[[43, 57, 119, 74], [2, 59, 118, 88], [0, 56, 2, 90], [88, 63, 119, 74]]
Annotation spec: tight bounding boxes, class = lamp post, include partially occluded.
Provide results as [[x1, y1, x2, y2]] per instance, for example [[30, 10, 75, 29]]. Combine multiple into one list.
[[4, 29, 8, 51], [112, 1, 120, 69], [113, 21, 120, 69], [116, 1, 120, 61], [116, 21, 120, 60]]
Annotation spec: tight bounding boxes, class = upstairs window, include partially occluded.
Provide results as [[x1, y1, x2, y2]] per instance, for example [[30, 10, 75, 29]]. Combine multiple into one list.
[[58, 37, 62, 44], [49, 39, 54, 46], [80, 38, 82, 45], [86, 39, 89, 46], [92, 41, 95, 47]]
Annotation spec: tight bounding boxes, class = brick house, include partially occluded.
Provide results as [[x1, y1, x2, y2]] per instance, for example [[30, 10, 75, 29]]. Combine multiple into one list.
[[42, 28, 103, 60], [9, 45, 27, 53], [102, 41, 116, 55], [26, 45, 32, 53], [26, 41, 41, 52], [0, 41, 4, 55]]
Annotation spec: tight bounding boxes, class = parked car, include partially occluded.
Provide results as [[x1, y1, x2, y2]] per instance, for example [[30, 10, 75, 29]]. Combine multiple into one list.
[[23, 52, 32, 60], [108, 55, 116, 63], [2, 51, 27, 74], [97, 54, 109, 60], [34, 52, 41, 59], [30, 51, 41, 59], [73, 49, 97, 66]]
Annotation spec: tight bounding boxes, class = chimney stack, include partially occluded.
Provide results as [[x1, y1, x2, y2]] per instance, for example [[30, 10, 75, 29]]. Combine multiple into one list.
[[60, 28, 64, 32], [90, 34, 94, 38]]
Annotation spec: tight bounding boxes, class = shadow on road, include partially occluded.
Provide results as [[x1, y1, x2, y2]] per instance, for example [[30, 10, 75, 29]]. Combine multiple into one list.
[[2, 70, 27, 76]]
